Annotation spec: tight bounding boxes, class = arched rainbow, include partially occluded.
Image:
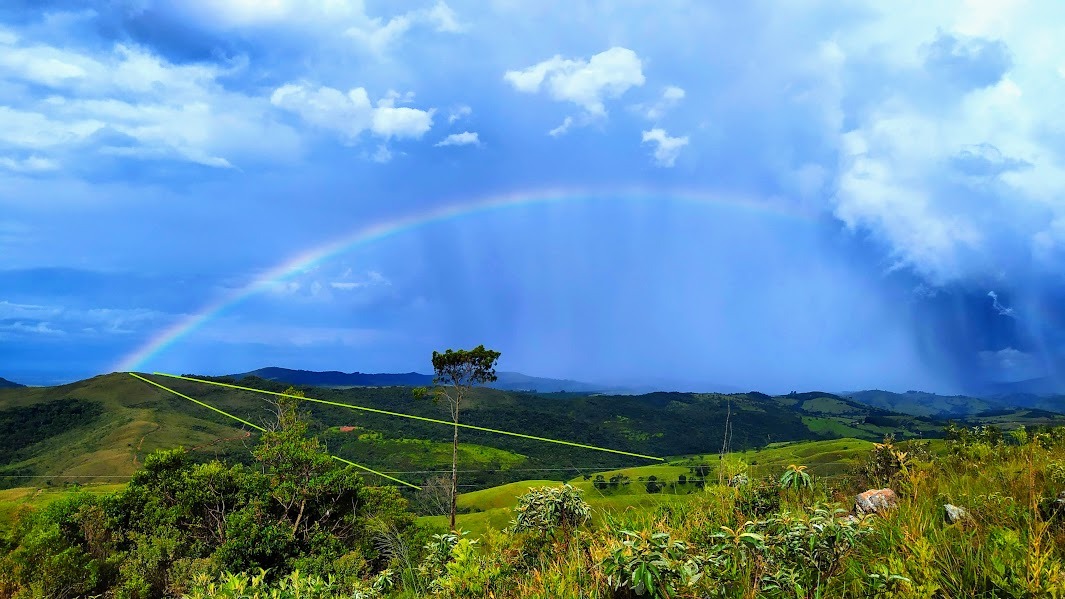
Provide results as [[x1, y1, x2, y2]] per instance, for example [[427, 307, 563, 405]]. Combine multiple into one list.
[[115, 186, 818, 373]]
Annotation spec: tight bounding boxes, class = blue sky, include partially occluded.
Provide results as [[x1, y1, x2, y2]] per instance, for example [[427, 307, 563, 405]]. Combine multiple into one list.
[[2, 1, 1065, 393]]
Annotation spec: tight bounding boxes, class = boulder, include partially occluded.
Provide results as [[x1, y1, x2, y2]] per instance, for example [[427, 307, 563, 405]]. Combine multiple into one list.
[[728, 474, 749, 487], [855, 488, 898, 516], [944, 504, 970, 524]]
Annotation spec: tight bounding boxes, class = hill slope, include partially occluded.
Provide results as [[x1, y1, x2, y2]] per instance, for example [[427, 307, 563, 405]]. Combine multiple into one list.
[[3, 373, 1064, 491], [0, 377, 23, 389]]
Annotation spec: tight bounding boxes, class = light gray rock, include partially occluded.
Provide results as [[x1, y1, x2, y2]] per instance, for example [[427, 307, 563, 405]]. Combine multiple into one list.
[[944, 504, 970, 524], [728, 474, 749, 487], [855, 488, 898, 516]]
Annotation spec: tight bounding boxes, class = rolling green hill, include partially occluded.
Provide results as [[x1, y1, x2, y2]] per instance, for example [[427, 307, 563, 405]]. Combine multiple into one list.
[[417, 438, 888, 534], [1, 372, 1062, 493]]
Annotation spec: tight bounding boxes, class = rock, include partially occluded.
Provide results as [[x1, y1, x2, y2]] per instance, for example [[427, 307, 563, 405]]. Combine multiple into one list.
[[944, 504, 970, 524], [855, 488, 898, 516], [728, 474, 749, 487]]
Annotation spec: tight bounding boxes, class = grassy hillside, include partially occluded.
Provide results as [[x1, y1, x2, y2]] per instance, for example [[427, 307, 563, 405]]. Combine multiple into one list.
[[2, 372, 1062, 493], [0, 373, 244, 488], [418, 438, 884, 534]]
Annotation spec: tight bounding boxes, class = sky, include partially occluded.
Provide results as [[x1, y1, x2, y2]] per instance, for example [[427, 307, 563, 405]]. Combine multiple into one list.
[[2, 1, 1065, 394]]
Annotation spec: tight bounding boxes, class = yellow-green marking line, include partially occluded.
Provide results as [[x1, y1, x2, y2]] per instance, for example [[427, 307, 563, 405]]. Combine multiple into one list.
[[128, 373, 420, 489], [153, 372, 665, 462]]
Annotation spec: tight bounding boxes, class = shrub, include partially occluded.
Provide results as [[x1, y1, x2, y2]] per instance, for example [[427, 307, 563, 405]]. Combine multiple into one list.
[[601, 530, 703, 599], [512, 484, 591, 541]]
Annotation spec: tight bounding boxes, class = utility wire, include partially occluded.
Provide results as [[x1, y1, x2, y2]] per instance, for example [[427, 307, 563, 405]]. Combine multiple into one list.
[[151, 372, 664, 462], [128, 373, 420, 489]]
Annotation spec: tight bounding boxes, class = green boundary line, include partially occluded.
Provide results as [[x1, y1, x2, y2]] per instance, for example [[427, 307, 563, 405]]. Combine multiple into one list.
[[152, 372, 664, 462], [128, 373, 420, 489]]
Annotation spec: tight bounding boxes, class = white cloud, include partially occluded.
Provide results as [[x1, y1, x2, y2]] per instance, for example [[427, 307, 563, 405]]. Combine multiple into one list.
[[548, 116, 574, 137], [824, 1, 1065, 284], [0, 300, 171, 337], [344, 1, 466, 54], [504, 47, 645, 116], [0, 38, 301, 171], [271, 83, 434, 143], [373, 105, 435, 139], [447, 104, 472, 123], [424, 1, 467, 33], [978, 347, 1044, 381], [331, 270, 391, 289], [435, 131, 480, 147], [346, 13, 413, 55], [641, 128, 689, 167], [632, 85, 686, 120], [0, 155, 60, 173], [371, 144, 393, 163], [271, 268, 393, 299], [0, 321, 65, 336]]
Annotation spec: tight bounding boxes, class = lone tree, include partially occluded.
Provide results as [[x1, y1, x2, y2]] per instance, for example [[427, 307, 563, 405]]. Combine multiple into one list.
[[414, 344, 501, 530]]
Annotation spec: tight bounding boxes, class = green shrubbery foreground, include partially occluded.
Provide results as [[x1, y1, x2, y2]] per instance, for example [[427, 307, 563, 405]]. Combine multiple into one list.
[[2, 399, 1064, 597]]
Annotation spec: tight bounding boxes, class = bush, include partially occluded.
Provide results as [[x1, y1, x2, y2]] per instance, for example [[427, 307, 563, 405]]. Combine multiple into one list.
[[601, 530, 703, 599], [512, 484, 591, 541]]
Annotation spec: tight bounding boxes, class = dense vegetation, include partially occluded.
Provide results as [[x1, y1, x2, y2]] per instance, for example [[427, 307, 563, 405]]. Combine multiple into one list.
[[3, 383, 1065, 597], [3, 373, 1064, 493], [0, 389, 422, 598], [0, 399, 104, 468]]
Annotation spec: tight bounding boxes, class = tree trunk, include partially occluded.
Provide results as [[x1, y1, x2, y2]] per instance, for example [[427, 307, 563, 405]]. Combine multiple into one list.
[[450, 414, 459, 531]]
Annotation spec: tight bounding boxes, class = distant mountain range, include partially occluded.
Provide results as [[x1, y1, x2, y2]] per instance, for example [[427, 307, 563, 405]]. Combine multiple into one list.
[[232, 367, 610, 393], [0, 377, 24, 389], [965, 376, 1065, 398], [231, 367, 1065, 413], [842, 389, 1065, 418]]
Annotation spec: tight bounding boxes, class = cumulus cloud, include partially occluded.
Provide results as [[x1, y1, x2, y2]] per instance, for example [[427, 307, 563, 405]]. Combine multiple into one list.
[[923, 30, 1013, 90], [504, 47, 645, 116], [270, 83, 434, 143], [447, 104, 472, 123], [435, 131, 480, 147], [268, 268, 393, 301], [831, 18, 1065, 284], [330, 270, 391, 290], [548, 117, 573, 137], [0, 155, 59, 173], [0, 300, 171, 337], [641, 128, 689, 167], [978, 347, 1044, 382], [987, 290, 1015, 316], [0, 36, 301, 172], [632, 85, 686, 120], [344, 1, 466, 54]]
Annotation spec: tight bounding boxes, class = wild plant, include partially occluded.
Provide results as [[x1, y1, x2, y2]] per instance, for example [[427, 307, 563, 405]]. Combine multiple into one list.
[[600, 529, 704, 599]]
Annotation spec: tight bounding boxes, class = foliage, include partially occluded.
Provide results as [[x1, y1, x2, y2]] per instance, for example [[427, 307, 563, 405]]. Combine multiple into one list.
[[779, 464, 812, 491], [601, 529, 703, 599], [0, 388, 419, 598], [184, 568, 394, 599], [512, 484, 591, 541]]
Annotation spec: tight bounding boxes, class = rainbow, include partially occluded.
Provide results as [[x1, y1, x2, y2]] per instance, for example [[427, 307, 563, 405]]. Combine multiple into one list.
[[114, 186, 817, 373]]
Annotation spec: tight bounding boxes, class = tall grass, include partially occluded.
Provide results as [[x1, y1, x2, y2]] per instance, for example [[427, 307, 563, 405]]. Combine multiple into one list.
[[184, 428, 1065, 598]]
